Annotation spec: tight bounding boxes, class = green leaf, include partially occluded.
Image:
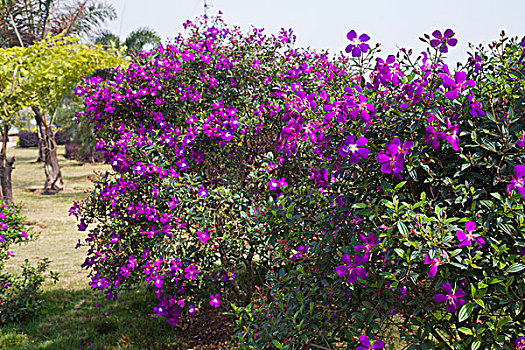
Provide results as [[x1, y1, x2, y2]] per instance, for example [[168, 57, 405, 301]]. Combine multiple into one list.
[[394, 248, 405, 258], [397, 221, 409, 237], [458, 302, 474, 322], [395, 181, 406, 191], [471, 340, 481, 350], [352, 202, 367, 209], [272, 340, 283, 349], [507, 263, 525, 273], [457, 327, 473, 335]]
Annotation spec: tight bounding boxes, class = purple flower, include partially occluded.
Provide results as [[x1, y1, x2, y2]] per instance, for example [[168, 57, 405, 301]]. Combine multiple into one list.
[[425, 125, 446, 149], [434, 282, 467, 313], [424, 253, 443, 278], [517, 131, 525, 148], [209, 294, 221, 308], [323, 101, 347, 123], [78, 219, 87, 231], [345, 30, 370, 57], [339, 135, 369, 164], [468, 53, 482, 73], [457, 221, 485, 247], [291, 244, 309, 261], [268, 178, 279, 191], [516, 336, 525, 350], [430, 29, 458, 53], [347, 95, 375, 122], [377, 138, 412, 174], [507, 165, 525, 197], [440, 71, 475, 101], [336, 253, 367, 283], [184, 265, 199, 280], [189, 304, 197, 316], [356, 334, 385, 350], [197, 229, 210, 243], [198, 186, 209, 198], [354, 233, 378, 260]]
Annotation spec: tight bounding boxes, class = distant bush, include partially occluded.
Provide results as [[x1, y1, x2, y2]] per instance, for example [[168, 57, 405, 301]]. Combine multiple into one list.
[[17, 131, 38, 148]]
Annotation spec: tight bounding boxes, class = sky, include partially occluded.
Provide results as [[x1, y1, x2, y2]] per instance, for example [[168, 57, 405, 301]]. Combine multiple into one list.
[[104, 0, 525, 65]]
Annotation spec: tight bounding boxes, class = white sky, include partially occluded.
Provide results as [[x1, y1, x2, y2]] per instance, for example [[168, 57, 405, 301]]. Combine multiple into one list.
[[104, 0, 525, 65]]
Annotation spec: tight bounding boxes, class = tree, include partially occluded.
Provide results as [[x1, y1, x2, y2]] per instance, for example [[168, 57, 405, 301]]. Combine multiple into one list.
[[0, 0, 117, 192], [0, 47, 25, 203], [0, 34, 125, 195], [95, 27, 162, 55], [0, 0, 116, 48]]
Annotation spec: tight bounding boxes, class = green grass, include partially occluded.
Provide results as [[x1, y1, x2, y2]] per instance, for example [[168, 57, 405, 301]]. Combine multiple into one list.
[[6, 146, 110, 289], [2, 147, 235, 350]]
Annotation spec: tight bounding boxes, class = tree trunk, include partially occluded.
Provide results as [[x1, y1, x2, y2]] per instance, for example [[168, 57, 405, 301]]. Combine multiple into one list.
[[32, 108, 63, 192], [0, 156, 14, 204], [0, 125, 14, 203], [36, 126, 44, 162]]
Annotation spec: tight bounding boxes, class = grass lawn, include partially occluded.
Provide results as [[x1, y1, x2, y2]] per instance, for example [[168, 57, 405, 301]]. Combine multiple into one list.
[[1, 146, 235, 350]]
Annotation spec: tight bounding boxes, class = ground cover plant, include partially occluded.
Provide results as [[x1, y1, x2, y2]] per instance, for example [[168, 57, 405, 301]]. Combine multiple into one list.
[[0, 200, 53, 325], [75, 15, 525, 349]]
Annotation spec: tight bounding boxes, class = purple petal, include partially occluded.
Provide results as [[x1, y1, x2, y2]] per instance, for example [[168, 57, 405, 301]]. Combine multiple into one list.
[[428, 263, 438, 278], [455, 71, 467, 84], [441, 282, 453, 294], [359, 43, 370, 52], [514, 165, 525, 179], [448, 38, 458, 46], [357, 148, 369, 159], [458, 239, 471, 247], [476, 237, 485, 245], [465, 221, 476, 232], [432, 30, 442, 39], [336, 265, 348, 278], [359, 335, 371, 347], [349, 153, 360, 164], [359, 33, 370, 42], [445, 90, 458, 101], [353, 255, 367, 266], [441, 75, 456, 88], [434, 294, 447, 303], [373, 340, 385, 349], [456, 230, 467, 242], [323, 104, 334, 112], [347, 30, 357, 41], [341, 253, 351, 265], [392, 161, 404, 174], [354, 244, 366, 252], [346, 271, 357, 283], [456, 298, 467, 309], [354, 267, 367, 279], [352, 46, 362, 57], [446, 302, 457, 313], [444, 29, 454, 38], [380, 162, 393, 174], [355, 136, 368, 146], [377, 153, 390, 164], [455, 288, 467, 298], [344, 135, 356, 145]]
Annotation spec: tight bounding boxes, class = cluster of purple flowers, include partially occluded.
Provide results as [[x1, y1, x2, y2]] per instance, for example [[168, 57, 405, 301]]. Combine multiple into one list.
[[73, 16, 525, 347]]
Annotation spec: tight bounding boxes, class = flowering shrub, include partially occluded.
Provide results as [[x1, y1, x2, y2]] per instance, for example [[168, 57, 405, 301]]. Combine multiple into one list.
[[0, 201, 54, 324], [75, 15, 525, 349]]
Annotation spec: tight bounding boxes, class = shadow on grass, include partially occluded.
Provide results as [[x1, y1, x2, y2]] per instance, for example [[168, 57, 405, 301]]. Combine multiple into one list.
[[0, 287, 188, 350]]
